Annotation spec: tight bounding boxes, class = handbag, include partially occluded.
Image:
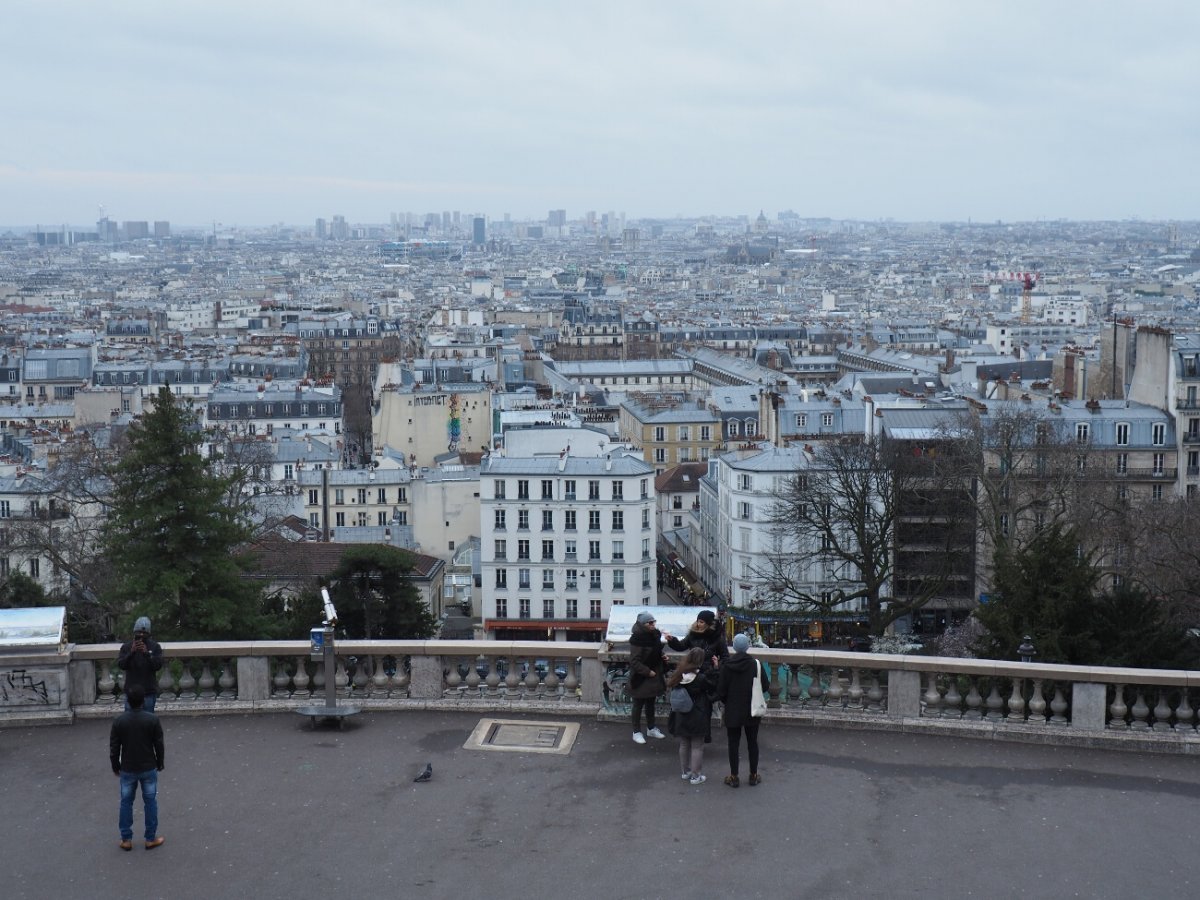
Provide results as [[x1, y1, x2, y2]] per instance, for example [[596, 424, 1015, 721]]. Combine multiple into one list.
[[749, 659, 767, 717]]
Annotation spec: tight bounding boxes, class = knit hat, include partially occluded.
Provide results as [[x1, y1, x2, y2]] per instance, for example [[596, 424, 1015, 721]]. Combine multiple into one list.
[[696, 610, 716, 625], [635, 612, 656, 625], [134, 616, 152, 634], [732, 633, 751, 654]]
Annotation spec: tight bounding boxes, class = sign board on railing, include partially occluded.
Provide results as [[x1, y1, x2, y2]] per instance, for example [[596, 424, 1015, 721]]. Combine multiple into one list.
[[605, 605, 717, 644]]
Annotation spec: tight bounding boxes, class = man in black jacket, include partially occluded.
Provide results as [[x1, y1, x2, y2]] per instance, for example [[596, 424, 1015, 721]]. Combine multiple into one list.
[[118, 616, 164, 712], [110, 685, 166, 851]]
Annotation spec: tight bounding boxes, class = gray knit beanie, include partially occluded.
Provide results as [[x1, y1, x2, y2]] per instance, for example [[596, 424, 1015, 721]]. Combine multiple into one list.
[[732, 633, 751, 654]]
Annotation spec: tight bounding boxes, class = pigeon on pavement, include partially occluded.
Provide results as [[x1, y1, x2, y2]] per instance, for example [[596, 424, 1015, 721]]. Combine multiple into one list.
[[413, 763, 433, 783]]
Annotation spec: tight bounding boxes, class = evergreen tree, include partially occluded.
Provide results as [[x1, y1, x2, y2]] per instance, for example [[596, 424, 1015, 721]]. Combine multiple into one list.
[[101, 386, 266, 639], [0, 571, 50, 609], [327, 545, 438, 639]]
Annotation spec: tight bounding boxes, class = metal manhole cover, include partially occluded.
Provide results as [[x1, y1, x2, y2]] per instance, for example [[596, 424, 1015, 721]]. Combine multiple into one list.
[[464, 718, 579, 755]]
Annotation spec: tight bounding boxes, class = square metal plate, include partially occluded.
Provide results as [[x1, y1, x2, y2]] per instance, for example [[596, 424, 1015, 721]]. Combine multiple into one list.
[[464, 718, 579, 755]]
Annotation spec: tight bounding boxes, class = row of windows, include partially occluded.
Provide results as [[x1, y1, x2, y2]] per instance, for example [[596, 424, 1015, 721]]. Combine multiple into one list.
[[492, 508, 650, 531], [306, 488, 409, 505], [309, 511, 409, 528], [653, 446, 712, 464], [1081, 422, 1167, 445], [493, 597, 604, 619], [793, 413, 837, 430], [493, 567, 653, 592], [493, 538, 652, 562], [210, 402, 338, 418], [652, 425, 716, 442], [493, 478, 648, 501]]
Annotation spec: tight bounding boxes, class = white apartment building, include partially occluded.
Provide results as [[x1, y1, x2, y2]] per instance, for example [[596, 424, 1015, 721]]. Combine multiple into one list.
[[479, 452, 656, 641]]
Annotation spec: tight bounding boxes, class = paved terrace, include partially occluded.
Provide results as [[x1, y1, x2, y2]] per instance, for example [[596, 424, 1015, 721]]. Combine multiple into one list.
[[3, 710, 1198, 900]]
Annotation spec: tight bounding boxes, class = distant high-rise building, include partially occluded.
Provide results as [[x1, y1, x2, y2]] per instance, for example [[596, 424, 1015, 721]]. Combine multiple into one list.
[[153, 221, 170, 238], [97, 217, 118, 242], [316, 217, 327, 239], [331, 215, 348, 241], [548, 209, 566, 227], [472, 216, 486, 246], [442, 211, 451, 231], [123, 221, 150, 240]]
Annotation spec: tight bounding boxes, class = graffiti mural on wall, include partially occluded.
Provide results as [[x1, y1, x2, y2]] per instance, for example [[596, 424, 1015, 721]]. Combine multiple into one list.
[[0, 669, 58, 706], [447, 393, 462, 452]]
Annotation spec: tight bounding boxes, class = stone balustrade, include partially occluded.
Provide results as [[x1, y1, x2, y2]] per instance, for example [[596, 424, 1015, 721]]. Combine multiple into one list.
[[1, 642, 1194, 753]]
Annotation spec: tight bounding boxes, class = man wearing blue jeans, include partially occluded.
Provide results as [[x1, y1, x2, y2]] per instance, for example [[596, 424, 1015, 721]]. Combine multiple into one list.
[[109, 685, 165, 851]]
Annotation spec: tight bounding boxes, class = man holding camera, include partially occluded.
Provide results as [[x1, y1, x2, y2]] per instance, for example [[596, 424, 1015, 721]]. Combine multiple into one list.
[[110, 684, 165, 851], [118, 616, 164, 712]]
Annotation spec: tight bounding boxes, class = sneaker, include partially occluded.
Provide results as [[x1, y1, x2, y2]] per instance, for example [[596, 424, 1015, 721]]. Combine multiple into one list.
[[145, 837, 165, 850], [749, 773, 762, 786], [632, 732, 646, 744], [646, 727, 666, 739], [724, 774, 740, 788], [689, 774, 706, 785], [681, 771, 692, 780], [119, 840, 132, 852]]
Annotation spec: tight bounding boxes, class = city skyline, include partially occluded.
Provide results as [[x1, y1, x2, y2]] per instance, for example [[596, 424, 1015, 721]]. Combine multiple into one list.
[[3, 1, 1198, 225]]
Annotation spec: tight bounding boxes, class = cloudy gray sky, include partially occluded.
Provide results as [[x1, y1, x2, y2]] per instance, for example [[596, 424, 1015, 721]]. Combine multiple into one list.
[[2, 1, 1197, 226]]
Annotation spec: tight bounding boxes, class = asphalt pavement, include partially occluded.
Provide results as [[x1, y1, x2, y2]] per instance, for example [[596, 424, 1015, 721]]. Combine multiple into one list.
[[3, 711, 1198, 900]]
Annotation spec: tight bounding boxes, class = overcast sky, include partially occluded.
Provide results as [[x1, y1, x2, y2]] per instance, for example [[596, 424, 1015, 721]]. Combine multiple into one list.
[[2, 1, 1197, 226]]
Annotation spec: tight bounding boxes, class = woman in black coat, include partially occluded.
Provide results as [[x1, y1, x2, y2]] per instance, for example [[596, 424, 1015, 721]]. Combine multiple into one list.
[[716, 633, 770, 787], [665, 609, 728, 666], [627, 613, 667, 744], [666, 647, 718, 785]]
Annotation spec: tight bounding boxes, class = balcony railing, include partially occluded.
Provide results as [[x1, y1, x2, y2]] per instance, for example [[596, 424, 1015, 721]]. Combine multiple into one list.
[[10, 643, 1198, 753]]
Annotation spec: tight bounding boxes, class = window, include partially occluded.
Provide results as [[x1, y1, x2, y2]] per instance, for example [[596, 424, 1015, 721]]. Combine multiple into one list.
[[1076, 423, 1089, 444], [1115, 453, 1128, 475], [566, 597, 578, 618], [1000, 514, 1010, 537], [0, 557, 7, 577], [642, 509, 650, 530], [543, 598, 555, 618], [495, 597, 507, 618], [335, 512, 345, 527], [640, 478, 648, 499], [613, 569, 625, 589], [565, 539, 577, 560], [654, 448, 666, 463], [589, 569, 602, 589], [588, 540, 601, 561], [795, 413, 807, 430], [673, 495, 683, 510], [377, 488, 387, 503], [701, 426, 711, 441], [518, 540, 530, 560], [1153, 484, 1164, 501], [519, 598, 530, 619], [519, 568, 531, 589], [654, 426, 666, 441], [612, 481, 624, 500], [642, 538, 651, 560], [356, 488, 368, 504], [542, 569, 555, 590], [1153, 423, 1166, 446], [821, 413, 834, 427], [678, 425, 690, 442], [643, 567, 651, 588], [356, 512, 368, 526], [589, 598, 602, 619], [29, 558, 39, 578], [494, 509, 506, 530], [738, 502, 752, 520], [541, 479, 553, 500], [495, 569, 508, 588], [1116, 423, 1129, 446], [612, 510, 624, 531], [542, 509, 554, 531], [309, 513, 319, 527], [728, 421, 740, 438], [542, 539, 554, 560], [1153, 452, 1165, 476], [588, 480, 600, 500], [307, 489, 319, 505], [494, 540, 507, 559], [564, 480, 576, 500], [334, 489, 344, 505], [517, 480, 530, 500], [377, 511, 388, 526], [494, 479, 506, 499], [589, 510, 601, 531], [673, 516, 683, 528], [565, 569, 578, 590], [565, 510, 577, 531], [739, 473, 752, 491], [518, 510, 530, 530]]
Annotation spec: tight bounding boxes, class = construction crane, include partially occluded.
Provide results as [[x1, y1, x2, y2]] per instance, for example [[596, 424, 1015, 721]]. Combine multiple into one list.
[[1019, 272, 1037, 324]]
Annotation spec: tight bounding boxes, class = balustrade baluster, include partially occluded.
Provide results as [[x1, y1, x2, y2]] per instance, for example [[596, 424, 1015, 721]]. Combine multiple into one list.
[[371, 656, 390, 698], [352, 657, 369, 696], [1129, 689, 1151, 730], [157, 665, 177, 703], [825, 668, 844, 708], [292, 656, 311, 698], [964, 678, 983, 720], [272, 659, 292, 698], [464, 657, 482, 696], [503, 656, 521, 698], [807, 668, 824, 704], [334, 658, 350, 697], [866, 673, 884, 712], [217, 659, 236, 700], [197, 661, 216, 700], [1027, 679, 1048, 724], [543, 660, 561, 699], [1108, 683, 1127, 729], [943, 675, 963, 719], [923, 672, 943, 718], [484, 657, 502, 696], [1007, 678, 1026, 723], [984, 680, 1004, 721], [1049, 684, 1069, 725], [563, 659, 579, 699], [1151, 691, 1173, 732], [847, 668, 864, 709], [312, 659, 326, 695], [177, 661, 197, 701], [97, 661, 117, 703], [394, 657, 411, 697], [524, 659, 541, 696], [786, 665, 803, 705], [1174, 690, 1194, 732], [444, 658, 463, 697], [764, 665, 781, 708], [115, 669, 126, 698]]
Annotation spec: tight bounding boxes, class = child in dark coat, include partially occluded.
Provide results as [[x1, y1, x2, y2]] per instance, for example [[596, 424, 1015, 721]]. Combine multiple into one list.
[[666, 647, 717, 785]]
